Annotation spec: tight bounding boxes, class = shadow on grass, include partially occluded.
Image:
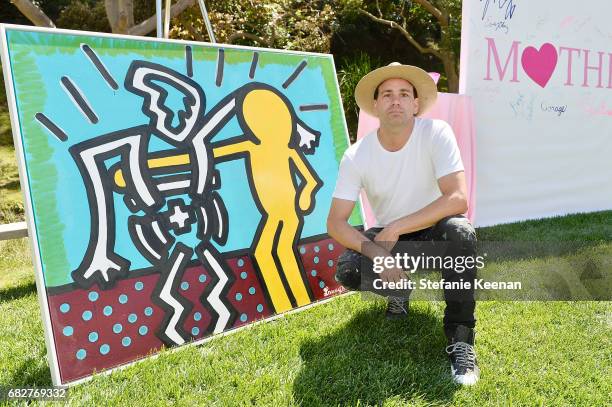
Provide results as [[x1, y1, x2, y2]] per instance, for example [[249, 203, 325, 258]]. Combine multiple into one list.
[[1, 357, 53, 388], [293, 305, 457, 406], [0, 281, 36, 304]]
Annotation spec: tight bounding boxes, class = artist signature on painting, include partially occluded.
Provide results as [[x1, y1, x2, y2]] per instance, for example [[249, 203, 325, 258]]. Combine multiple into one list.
[[541, 102, 567, 117], [510, 93, 534, 120], [480, 0, 518, 21], [323, 286, 345, 297], [485, 18, 509, 34]]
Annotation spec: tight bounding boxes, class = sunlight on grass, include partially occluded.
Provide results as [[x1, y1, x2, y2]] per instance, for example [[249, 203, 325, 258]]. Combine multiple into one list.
[[0, 212, 610, 405]]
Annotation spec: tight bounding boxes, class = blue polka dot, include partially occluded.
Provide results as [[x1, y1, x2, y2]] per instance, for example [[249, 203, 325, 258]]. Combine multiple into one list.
[[256, 304, 263, 312], [88, 291, 99, 302], [180, 282, 189, 291], [139, 325, 148, 336], [100, 344, 110, 355], [134, 281, 144, 291], [118, 294, 128, 304], [62, 326, 73, 336], [328, 260, 334, 267], [122, 336, 131, 347], [240, 271, 248, 280], [237, 258, 245, 267], [199, 274, 207, 283], [128, 313, 137, 323], [248, 287, 256, 295], [240, 313, 247, 322], [76, 349, 86, 360], [328, 243, 334, 251], [314, 246, 320, 253], [60, 303, 70, 313], [314, 256, 319, 264], [235, 293, 243, 301], [311, 270, 317, 277], [191, 327, 200, 336], [319, 281, 325, 288], [299, 246, 306, 254], [113, 323, 123, 334], [103, 306, 113, 316], [82, 310, 92, 321], [194, 312, 202, 321], [88, 332, 98, 343], [144, 307, 153, 316]]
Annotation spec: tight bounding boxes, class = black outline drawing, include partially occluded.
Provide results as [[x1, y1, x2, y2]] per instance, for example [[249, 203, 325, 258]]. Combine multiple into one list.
[[299, 104, 329, 112], [61, 76, 99, 124], [216, 49, 225, 87], [34, 112, 69, 142], [150, 243, 194, 346], [282, 60, 307, 89], [56, 50, 327, 346], [249, 52, 259, 79], [80, 44, 119, 90], [185, 45, 193, 78]]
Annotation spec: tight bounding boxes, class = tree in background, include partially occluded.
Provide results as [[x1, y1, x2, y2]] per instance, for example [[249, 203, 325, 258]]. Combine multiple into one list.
[[8, 0, 192, 35], [4, 0, 462, 140], [337, 53, 378, 140], [341, 0, 461, 92], [171, 0, 336, 53]]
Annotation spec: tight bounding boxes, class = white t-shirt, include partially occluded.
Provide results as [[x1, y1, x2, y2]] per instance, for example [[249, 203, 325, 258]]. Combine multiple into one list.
[[333, 118, 464, 227]]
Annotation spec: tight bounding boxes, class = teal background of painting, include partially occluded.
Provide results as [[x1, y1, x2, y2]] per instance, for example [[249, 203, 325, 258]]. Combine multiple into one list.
[[4, 28, 361, 287]]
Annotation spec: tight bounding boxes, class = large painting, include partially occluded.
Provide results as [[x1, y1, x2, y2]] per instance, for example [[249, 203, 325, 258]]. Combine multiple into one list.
[[0, 24, 362, 386]]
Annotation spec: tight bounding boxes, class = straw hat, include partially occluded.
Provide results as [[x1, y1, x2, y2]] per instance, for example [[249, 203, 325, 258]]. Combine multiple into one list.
[[354, 62, 438, 117]]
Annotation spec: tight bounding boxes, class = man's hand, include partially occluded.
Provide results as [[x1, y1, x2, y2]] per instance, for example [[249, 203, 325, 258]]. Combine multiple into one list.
[[374, 224, 400, 253], [380, 265, 408, 284]]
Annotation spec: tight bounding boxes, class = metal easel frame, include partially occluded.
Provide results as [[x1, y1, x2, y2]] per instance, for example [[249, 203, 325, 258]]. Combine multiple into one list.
[[156, 0, 216, 43]]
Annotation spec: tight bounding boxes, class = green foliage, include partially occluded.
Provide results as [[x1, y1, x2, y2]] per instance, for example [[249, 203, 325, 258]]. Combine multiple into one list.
[[171, 0, 337, 53], [54, 0, 157, 33], [355, 0, 462, 55], [337, 53, 379, 141], [0, 0, 72, 25], [0, 63, 12, 147], [337, 0, 462, 92], [0, 146, 23, 223], [56, 0, 111, 32], [0, 112, 11, 147]]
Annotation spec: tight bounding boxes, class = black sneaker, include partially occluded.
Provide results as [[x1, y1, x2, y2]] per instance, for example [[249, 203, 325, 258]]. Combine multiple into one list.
[[445, 325, 480, 385], [385, 296, 408, 319]]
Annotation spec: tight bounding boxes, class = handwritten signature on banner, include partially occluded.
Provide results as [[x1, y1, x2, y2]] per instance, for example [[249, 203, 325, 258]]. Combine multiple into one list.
[[586, 102, 612, 117], [541, 102, 567, 117], [509, 92, 534, 121], [485, 18, 509, 34], [480, 0, 518, 21]]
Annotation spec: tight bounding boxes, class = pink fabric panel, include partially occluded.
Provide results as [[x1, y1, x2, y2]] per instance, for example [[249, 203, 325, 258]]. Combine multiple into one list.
[[355, 93, 477, 228]]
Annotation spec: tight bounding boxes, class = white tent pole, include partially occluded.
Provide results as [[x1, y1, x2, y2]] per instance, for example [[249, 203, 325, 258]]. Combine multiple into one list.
[[197, 0, 216, 43], [164, 0, 172, 39], [156, 0, 162, 38]]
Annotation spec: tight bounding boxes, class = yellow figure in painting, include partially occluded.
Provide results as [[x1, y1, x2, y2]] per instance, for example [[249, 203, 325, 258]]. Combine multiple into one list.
[[113, 82, 323, 314], [213, 84, 323, 313]]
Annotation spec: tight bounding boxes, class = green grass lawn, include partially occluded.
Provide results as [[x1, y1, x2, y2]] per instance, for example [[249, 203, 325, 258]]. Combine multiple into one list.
[[1, 212, 611, 406], [0, 139, 610, 405], [0, 145, 24, 224]]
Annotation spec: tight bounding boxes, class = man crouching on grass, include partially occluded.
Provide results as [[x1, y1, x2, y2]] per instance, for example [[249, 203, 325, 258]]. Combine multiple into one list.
[[326, 62, 480, 385]]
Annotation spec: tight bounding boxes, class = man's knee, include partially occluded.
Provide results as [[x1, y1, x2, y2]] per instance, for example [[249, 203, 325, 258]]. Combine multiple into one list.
[[434, 215, 476, 243], [334, 250, 362, 291]]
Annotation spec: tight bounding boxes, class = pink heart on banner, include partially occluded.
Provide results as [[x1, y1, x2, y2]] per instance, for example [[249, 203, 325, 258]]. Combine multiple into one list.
[[521, 43, 558, 88]]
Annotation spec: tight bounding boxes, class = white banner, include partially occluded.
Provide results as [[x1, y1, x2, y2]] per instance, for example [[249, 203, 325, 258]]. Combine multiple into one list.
[[460, 0, 612, 226]]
